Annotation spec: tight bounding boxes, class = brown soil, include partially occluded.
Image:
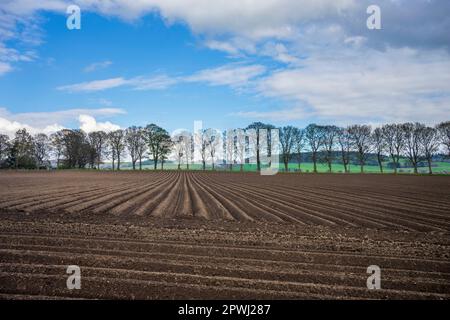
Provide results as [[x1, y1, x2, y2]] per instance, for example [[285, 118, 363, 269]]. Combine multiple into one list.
[[0, 171, 449, 299]]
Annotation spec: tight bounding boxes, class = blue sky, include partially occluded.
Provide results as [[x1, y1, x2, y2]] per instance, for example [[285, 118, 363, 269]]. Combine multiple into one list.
[[1, 0, 449, 136]]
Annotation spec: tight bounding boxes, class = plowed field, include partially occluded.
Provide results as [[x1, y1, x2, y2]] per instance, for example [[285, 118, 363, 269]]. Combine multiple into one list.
[[0, 171, 449, 299]]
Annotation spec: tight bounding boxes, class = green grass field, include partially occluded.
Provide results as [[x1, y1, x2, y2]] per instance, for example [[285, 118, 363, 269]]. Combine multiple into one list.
[[119, 161, 450, 174]]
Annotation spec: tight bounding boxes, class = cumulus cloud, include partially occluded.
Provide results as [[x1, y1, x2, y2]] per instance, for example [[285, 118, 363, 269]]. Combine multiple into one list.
[[2, 1, 449, 67], [0, 107, 124, 136], [0, 116, 64, 137], [25, 0, 444, 50], [4, 1, 447, 57], [251, 47, 450, 124], [2, 0, 450, 125], [78, 114, 120, 133], [1, 107, 125, 127]]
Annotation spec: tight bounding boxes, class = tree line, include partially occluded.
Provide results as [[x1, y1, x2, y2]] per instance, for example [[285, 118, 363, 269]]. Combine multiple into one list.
[[0, 121, 449, 174]]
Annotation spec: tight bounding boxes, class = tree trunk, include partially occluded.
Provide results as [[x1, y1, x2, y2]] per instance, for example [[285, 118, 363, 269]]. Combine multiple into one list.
[[428, 158, 433, 175], [312, 152, 317, 173], [328, 161, 332, 173], [256, 133, 260, 172], [284, 161, 288, 172], [360, 163, 364, 173], [112, 158, 115, 171], [393, 156, 398, 174], [202, 160, 205, 171], [117, 155, 120, 171], [377, 154, 383, 173], [132, 160, 136, 170], [153, 159, 157, 170], [240, 163, 243, 172], [139, 157, 142, 170], [341, 150, 346, 173]]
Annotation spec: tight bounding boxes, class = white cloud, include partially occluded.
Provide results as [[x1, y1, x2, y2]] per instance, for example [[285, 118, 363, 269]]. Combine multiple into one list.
[[130, 74, 179, 90], [0, 107, 125, 136], [250, 48, 450, 124], [83, 60, 113, 73], [204, 38, 257, 56], [1, 107, 125, 127], [0, 0, 358, 72], [58, 64, 266, 92], [0, 116, 64, 137], [57, 75, 176, 92], [2, 0, 449, 126], [185, 64, 266, 88], [78, 114, 120, 133], [0, 61, 13, 75], [97, 98, 113, 106], [86, 0, 355, 38], [204, 40, 240, 56], [57, 77, 128, 92], [233, 107, 312, 122], [261, 43, 300, 65], [1, 0, 354, 35]]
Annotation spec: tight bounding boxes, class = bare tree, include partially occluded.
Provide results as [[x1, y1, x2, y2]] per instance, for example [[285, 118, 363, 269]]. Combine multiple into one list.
[[172, 134, 184, 170], [0, 134, 10, 166], [125, 126, 141, 170], [205, 128, 220, 170], [11, 129, 36, 169], [108, 130, 126, 170], [337, 127, 352, 173], [224, 129, 235, 171], [33, 133, 51, 168], [419, 126, 440, 174], [305, 124, 324, 173], [371, 127, 386, 173], [279, 126, 296, 172], [182, 131, 194, 170], [292, 128, 305, 171], [87, 131, 107, 169], [348, 125, 372, 173], [382, 124, 405, 174], [136, 127, 147, 170], [402, 122, 424, 174], [50, 131, 65, 168], [246, 122, 274, 171], [86, 136, 98, 169], [321, 125, 339, 173], [437, 121, 450, 157], [60, 129, 90, 169], [159, 136, 172, 170], [195, 129, 209, 170], [234, 129, 246, 172], [109, 143, 116, 171]]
